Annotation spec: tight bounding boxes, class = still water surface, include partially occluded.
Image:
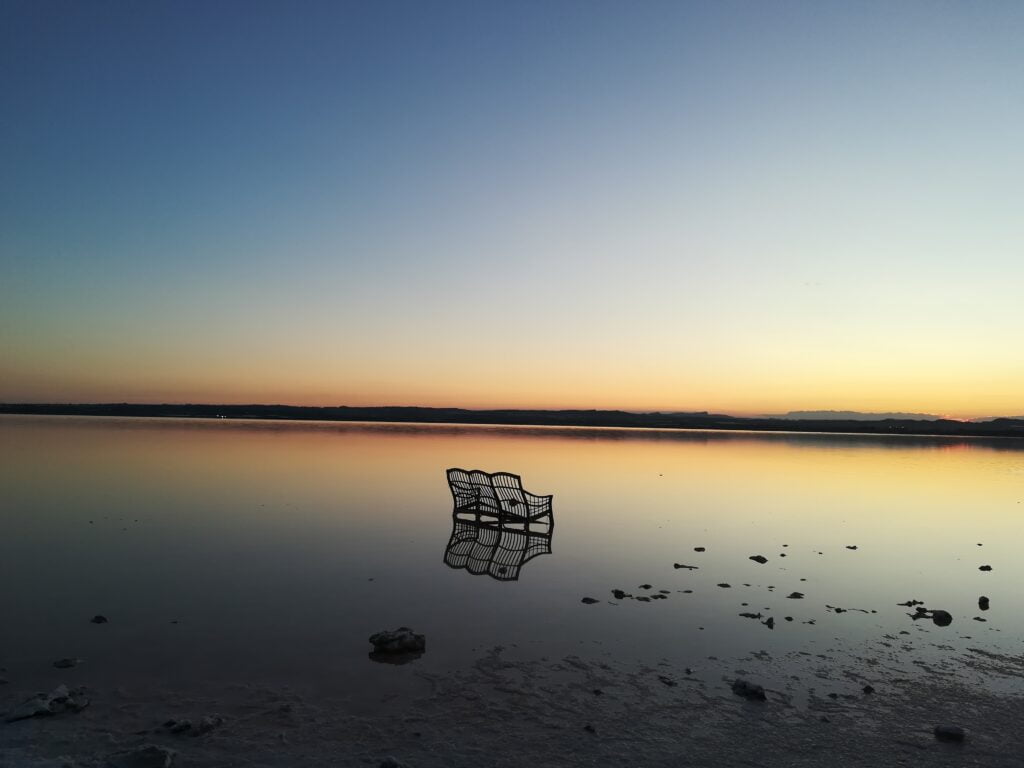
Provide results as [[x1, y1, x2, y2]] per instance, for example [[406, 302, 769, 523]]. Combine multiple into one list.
[[2, 415, 1023, 699]]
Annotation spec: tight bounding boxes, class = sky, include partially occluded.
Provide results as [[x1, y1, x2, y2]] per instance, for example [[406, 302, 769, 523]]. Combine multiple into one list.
[[2, 0, 1023, 418]]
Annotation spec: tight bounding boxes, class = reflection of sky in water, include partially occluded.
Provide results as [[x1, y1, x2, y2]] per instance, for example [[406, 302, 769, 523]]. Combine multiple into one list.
[[1, 416, 1023, 698]]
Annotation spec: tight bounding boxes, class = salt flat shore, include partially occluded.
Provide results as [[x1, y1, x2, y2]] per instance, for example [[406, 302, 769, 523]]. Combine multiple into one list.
[[4, 642, 1024, 768]]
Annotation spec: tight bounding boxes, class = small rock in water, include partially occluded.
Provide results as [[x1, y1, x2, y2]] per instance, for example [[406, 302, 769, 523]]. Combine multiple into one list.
[[673, 563, 698, 570], [979, 565, 992, 571], [5, 685, 89, 722], [717, 583, 731, 588], [846, 545, 858, 550], [787, 592, 804, 599], [53, 658, 80, 669], [979, 596, 990, 611], [749, 555, 768, 564], [197, 714, 224, 734], [369, 627, 425, 655], [639, 584, 652, 590], [930, 610, 953, 627], [784, 616, 793, 622], [934, 725, 966, 742], [583, 723, 596, 734], [658, 675, 677, 687], [731, 679, 766, 701], [580, 597, 599, 604], [90, 615, 109, 624], [106, 744, 177, 768], [694, 547, 706, 552], [611, 589, 628, 600], [863, 684, 875, 694], [167, 718, 193, 734], [973, 616, 987, 622], [762, 617, 775, 629], [636, 596, 651, 602]]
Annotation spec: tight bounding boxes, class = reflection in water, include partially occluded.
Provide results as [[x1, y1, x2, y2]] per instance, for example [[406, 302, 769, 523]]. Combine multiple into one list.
[[443, 469, 554, 581]]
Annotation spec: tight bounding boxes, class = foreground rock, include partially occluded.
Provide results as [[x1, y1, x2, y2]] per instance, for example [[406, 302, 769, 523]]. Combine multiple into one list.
[[749, 555, 768, 564], [5, 684, 89, 722], [934, 725, 966, 742], [369, 627, 425, 663], [106, 744, 177, 768], [731, 679, 766, 701]]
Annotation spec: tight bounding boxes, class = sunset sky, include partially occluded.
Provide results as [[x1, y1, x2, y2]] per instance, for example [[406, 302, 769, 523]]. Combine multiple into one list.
[[2, 1, 1023, 418]]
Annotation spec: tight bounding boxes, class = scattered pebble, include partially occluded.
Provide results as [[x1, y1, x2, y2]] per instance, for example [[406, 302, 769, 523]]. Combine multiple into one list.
[[581, 597, 599, 604], [90, 615, 109, 624], [53, 658, 80, 669], [749, 555, 768, 564], [934, 725, 966, 742], [979, 565, 992, 571], [731, 679, 766, 701]]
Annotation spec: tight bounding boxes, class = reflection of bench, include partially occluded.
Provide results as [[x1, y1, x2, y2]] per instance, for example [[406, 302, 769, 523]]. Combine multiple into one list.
[[446, 468, 553, 528], [444, 518, 552, 581]]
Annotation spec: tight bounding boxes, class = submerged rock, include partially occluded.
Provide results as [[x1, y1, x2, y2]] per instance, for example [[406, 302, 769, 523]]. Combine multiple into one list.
[[198, 714, 224, 734], [749, 555, 768, 564], [787, 592, 804, 599], [90, 615, 109, 624], [106, 745, 177, 768], [53, 658, 80, 669], [731, 679, 766, 701], [369, 627, 425, 655], [934, 725, 966, 742], [5, 684, 89, 722]]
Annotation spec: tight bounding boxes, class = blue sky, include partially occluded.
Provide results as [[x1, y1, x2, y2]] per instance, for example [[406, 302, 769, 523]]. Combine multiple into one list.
[[3, 1, 1023, 415]]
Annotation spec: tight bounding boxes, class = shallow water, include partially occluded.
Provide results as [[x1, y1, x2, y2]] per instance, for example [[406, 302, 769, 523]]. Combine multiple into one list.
[[2, 415, 1023, 702]]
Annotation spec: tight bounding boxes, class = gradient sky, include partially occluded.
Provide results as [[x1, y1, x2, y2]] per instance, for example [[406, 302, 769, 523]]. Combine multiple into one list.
[[2, 1, 1023, 417]]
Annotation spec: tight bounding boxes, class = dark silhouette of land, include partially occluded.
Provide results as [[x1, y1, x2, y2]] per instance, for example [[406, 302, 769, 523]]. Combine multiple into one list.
[[3, 402, 1024, 438]]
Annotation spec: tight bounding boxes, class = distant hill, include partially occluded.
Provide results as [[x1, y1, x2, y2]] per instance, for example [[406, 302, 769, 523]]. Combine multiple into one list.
[[3, 403, 1024, 439], [766, 410, 942, 421]]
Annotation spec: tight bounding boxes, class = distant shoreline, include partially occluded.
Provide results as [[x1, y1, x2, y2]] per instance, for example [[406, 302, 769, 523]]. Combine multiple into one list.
[[3, 402, 1024, 439]]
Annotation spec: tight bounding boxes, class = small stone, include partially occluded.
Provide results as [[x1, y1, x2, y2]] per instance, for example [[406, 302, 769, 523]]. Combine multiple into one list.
[[749, 555, 768, 564], [930, 610, 953, 627], [673, 563, 698, 570], [820, 715, 830, 723], [694, 547, 706, 552], [863, 685, 875, 694], [611, 589, 627, 600], [658, 675, 677, 687], [197, 714, 224, 734], [784, 617, 793, 622], [934, 725, 965, 742], [973, 616, 987, 622], [592, 688, 603, 695], [580, 597, 599, 604], [53, 658, 80, 669], [979, 596, 990, 610], [787, 592, 804, 599], [168, 719, 192, 734], [91, 615, 109, 624], [731, 679, 766, 701], [5, 685, 89, 722], [638, 584, 652, 590], [717, 583, 731, 588], [369, 627, 425, 655], [106, 744, 177, 768], [979, 565, 992, 571], [846, 545, 858, 550], [762, 617, 775, 629], [583, 724, 596, 734]]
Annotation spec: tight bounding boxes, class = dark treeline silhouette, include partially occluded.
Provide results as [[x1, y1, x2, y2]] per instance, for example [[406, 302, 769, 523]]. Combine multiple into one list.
[[2, 402, 1024, 438]]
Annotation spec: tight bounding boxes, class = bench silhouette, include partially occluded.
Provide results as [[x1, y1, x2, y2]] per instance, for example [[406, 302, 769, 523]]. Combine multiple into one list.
[[445, 468, 553, 527]]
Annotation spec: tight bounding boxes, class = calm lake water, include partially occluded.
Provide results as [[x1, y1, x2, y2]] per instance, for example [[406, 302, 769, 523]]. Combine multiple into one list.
[[3, 415, 1023, 702]]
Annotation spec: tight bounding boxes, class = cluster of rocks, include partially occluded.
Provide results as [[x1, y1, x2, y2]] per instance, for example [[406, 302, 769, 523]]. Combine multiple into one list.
[[5, 684, 89, 722]]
